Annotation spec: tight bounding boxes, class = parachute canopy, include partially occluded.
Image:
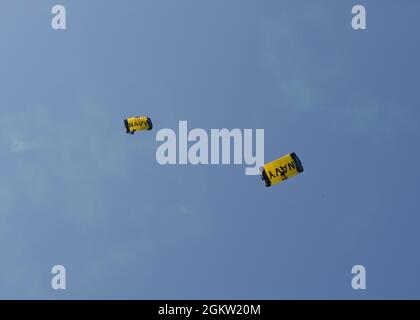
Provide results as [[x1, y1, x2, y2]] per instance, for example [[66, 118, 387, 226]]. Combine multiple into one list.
[[260, 152, 304, 187], [124, 117, 153, 135]]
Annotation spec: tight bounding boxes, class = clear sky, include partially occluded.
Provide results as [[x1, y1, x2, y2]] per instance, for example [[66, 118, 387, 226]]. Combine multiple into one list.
[[0, 0, 419, 299]]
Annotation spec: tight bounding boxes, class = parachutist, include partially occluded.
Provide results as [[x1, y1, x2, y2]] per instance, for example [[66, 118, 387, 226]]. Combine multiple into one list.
[[260, 152, 303, 187], [124, 117, 153, 135]]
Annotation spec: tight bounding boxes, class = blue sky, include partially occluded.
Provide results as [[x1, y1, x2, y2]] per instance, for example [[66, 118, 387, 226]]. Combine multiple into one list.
[[0, 0, 419, 299]]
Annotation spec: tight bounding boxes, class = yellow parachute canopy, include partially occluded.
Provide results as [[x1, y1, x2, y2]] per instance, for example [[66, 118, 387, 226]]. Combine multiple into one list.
[[260, 152, 304, 187], [124, 117, 153, 135]]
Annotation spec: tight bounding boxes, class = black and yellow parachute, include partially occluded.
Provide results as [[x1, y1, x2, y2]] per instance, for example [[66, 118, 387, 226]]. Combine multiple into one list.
[[124, 117, 153, 135], [260, 152, 304, 187]]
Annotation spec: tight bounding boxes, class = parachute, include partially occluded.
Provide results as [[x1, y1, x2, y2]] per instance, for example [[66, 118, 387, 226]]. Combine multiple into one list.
[[260, 152, 304, 187], [124, 117, 153, 135]]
